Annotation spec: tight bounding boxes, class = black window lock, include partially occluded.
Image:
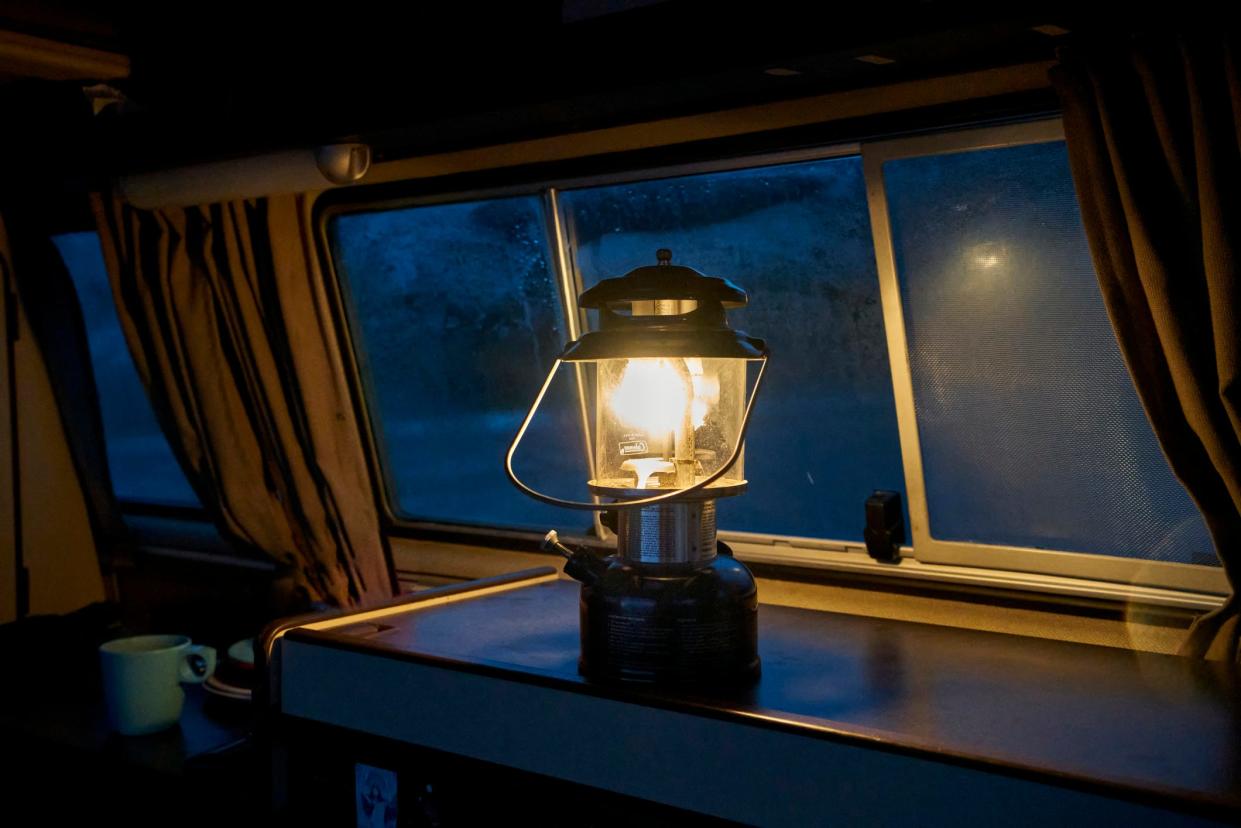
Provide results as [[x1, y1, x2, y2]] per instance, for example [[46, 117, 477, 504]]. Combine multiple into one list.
[[864, 490, 905, 564]]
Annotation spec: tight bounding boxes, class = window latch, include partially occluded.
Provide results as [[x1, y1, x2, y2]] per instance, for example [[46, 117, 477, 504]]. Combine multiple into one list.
[[864, 490, 905, 564]]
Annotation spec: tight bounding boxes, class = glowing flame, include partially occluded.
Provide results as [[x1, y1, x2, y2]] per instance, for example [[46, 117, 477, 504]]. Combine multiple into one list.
[[610, 358, 691, 435]]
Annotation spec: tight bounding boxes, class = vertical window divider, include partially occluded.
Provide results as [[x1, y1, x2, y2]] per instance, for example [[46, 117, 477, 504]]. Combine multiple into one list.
[[862, 148, 930, 564], [543, 187, 607, 539]]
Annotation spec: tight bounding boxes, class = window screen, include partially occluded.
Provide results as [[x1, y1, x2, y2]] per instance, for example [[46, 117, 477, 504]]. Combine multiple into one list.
[[328, 197, 589, 531], [882, 141, 1215, 565], [53, 232, 200, 506], [560, 156, 905, 541]]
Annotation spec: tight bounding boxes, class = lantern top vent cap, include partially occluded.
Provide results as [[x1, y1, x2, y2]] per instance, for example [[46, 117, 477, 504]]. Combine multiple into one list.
[[578, 248, 748, 310]]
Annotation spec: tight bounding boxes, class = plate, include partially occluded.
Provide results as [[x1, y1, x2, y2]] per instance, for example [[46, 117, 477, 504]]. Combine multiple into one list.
[[204, 674, 252, 702]]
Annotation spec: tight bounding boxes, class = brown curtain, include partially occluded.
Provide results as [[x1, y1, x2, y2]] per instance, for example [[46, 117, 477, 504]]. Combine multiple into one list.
[[93, 193, 394, 608], [1052, 33, 1241, 659]]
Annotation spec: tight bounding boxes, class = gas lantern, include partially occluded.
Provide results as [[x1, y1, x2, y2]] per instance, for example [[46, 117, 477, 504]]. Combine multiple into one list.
[[506, 249, 768, 684]]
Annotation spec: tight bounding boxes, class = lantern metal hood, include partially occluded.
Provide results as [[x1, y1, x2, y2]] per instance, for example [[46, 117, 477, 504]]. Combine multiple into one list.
[[505, 249, 769, 685]]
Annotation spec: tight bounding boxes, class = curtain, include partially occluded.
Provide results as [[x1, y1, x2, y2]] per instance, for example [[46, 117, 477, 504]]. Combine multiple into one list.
[[1052, 33, 1241, 659], [93, 194, 394, 608]]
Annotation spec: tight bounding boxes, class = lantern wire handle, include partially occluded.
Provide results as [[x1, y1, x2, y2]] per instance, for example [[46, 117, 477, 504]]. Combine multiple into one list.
[[505, 354, 768, 511]]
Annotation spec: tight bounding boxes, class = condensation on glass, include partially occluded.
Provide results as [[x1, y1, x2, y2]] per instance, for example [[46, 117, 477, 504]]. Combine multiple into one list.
[[327, 197, 590, 531], [559, 156, 905, 541], [882, 141, 1216, 566]]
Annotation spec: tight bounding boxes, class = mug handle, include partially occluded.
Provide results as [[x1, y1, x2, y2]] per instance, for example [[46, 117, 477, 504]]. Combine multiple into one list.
[[179, 644, 217, 684]]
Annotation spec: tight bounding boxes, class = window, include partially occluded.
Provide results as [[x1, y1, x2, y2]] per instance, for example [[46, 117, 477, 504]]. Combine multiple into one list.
[[321, 118, 1224, 597], [52, 232, 199, 506], [881, 141, 1212, 565], [558, 155, 905, 541], [866, 121, 1221, 592], [327, 196, 590, 532]]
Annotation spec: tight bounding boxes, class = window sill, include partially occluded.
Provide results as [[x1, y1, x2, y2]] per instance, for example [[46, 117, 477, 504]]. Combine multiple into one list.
[[388, 534, 1202, 656], [113, 508, 1207, 656]]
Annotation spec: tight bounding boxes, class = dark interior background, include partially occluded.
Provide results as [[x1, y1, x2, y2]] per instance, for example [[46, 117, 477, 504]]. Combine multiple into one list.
[[0, 1, 1171, 176]]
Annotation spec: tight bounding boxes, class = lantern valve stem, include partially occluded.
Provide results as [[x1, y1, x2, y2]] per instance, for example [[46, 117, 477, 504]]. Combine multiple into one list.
[[543, 530, 605, 586]]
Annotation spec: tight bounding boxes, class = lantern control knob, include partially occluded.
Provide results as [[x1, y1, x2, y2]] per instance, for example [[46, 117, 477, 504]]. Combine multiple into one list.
[[656, 248, 673, 265]]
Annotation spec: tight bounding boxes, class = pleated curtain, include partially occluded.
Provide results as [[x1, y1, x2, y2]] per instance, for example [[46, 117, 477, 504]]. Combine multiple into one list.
[[93, 193, 393, 607], [1052, 32, 1241, 659]]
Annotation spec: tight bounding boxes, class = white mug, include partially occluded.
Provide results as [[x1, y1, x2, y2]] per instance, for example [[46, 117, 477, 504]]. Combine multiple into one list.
[[99, 634, 217, 736]]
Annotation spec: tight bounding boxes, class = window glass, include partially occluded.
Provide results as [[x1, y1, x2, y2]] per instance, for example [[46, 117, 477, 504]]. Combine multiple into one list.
[[52, 232, 200, 506], [882, 141, 1215, 565], [328, 197, 590, 531], [560, 156, 906, 541]]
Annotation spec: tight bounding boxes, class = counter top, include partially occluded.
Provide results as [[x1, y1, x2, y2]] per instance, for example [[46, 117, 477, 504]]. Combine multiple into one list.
[[276, 570, 1241, 824]]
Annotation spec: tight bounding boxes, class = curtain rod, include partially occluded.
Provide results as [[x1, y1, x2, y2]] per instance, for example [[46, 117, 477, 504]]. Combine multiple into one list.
[[116, 143, 371, 209]]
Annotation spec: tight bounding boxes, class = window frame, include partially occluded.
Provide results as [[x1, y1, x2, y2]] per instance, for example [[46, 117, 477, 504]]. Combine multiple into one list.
[[312, 118, 1228, 606], [314, 183, 581, 543], [862, 118, 1228, 596], [312, 143, 867, 546]]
